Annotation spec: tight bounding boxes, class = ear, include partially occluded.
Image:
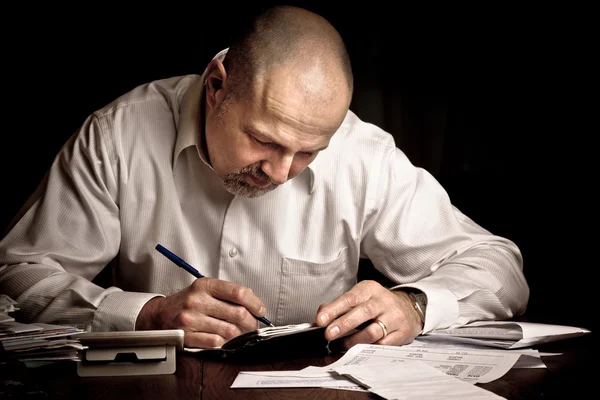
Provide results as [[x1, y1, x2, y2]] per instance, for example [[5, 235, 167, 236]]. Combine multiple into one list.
[[205, 59, 228, 112]]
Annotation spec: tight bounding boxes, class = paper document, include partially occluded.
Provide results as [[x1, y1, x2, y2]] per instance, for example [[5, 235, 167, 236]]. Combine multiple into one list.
[[412, 337, 559, 368], [333, 362, 504, 399], [1, 299, 85, 364], [317, 342, 522, 384], [231, 341, 522, 391], [0, 313, 15, 323], [426, 321, 590, 349], [0, 294, 20, 313], [0, 321, 83, 363], [231, 371, 362, 389]]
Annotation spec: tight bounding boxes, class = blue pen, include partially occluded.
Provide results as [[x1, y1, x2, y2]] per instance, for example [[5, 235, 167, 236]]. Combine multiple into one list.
[[155, 244, 274, 327]]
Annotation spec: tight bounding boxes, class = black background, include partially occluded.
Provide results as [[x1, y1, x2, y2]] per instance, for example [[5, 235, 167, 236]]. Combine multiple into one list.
[[1, 2, 594, 331]]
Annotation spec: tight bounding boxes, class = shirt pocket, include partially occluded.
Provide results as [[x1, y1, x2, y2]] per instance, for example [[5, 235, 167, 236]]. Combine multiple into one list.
[[276, 247, 354, 325]]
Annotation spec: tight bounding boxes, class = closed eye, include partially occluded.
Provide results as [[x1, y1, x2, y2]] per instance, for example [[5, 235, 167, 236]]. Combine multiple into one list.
[[249, 132, 317, 157], [250, 135, 278, 149]]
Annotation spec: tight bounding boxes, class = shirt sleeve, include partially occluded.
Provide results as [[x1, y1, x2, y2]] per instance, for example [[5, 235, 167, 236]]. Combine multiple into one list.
[[0, 114, 162, 332], [361, 144, 530, 333]]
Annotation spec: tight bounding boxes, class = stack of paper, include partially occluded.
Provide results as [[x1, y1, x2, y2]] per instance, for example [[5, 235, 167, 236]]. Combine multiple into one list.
[[0, 294, 19, 323], [423, 320, 591, 349], [0, 295, 86, 365], [230, 320, 591, 399], [231, 341, 519, 398]]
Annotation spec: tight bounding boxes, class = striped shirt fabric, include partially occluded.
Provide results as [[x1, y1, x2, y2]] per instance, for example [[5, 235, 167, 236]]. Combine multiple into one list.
[[0, 50, 529, 334]]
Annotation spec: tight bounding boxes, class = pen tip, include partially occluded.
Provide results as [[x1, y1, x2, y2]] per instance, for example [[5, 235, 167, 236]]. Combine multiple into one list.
[[269, 323, 275, 328]]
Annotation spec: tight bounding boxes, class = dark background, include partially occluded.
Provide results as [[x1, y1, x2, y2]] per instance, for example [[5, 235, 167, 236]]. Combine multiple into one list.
[[1, 3, 593, 331]]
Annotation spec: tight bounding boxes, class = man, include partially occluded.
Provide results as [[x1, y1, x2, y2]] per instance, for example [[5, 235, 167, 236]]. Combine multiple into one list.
[[0, 6, 529, 350]]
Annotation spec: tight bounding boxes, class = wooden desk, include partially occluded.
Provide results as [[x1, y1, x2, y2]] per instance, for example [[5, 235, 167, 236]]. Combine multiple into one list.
[[1, 333, 592, 399]]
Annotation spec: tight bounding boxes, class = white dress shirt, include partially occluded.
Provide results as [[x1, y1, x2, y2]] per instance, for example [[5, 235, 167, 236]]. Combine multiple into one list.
[[0, 49, 529, 334]]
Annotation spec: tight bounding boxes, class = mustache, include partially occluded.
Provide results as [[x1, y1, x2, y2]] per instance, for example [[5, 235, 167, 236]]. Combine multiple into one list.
[[231, 164, 272, 182], [221, 163, 278, 198]]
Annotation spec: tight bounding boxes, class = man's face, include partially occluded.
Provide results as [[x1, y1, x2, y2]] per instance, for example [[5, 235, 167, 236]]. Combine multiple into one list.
[[204, 62, 350, 198]]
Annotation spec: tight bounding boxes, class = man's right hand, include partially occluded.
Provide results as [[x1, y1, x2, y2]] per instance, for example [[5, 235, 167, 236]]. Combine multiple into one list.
[[135, 278, 267, 348]]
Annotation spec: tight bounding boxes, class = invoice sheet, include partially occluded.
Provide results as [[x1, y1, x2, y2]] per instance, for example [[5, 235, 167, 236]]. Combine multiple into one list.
[[413, 336, 560, 368], [231, 342, 521, 389], [333, 361, 505, 399], [311, 343, 522, 384]]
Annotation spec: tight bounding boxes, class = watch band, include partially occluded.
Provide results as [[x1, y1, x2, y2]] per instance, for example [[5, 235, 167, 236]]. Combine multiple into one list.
[[407, 292, 427, 327]]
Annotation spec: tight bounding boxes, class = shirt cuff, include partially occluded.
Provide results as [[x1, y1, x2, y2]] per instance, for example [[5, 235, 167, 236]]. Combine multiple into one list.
[[92, 290, 164, 332], [390, 281, 458, 334]]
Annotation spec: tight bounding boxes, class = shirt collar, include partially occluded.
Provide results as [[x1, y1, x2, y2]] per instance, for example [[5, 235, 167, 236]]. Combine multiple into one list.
[[174, 48, 318, 194], [173, 73, 209, 169]]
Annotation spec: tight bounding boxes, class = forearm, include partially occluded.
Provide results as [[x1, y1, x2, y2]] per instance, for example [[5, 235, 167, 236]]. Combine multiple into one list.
[[0, 262, 160, 331], [394, 243, 529, 332]]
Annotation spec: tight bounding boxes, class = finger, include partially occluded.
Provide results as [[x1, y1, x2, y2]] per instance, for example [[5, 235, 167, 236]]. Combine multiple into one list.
[[174, 284, 260, 333], [212, 300, 261, 332], [353, 320, 416, 347], [323, 298, 382, 341], [334, 320, 414, 350], [172, 310, 245, 339], [199, 278, 266, 317], [183, 291, 260, 333], [335, 319, 387, 348], [184, 330, 228, 349], [316, 282, 371, 327], [174, 311, 249, 349], [374, 328, 415, 346]]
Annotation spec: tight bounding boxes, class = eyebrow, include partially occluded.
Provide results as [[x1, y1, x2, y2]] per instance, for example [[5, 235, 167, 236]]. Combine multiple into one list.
[[244, 125, 329, 152]]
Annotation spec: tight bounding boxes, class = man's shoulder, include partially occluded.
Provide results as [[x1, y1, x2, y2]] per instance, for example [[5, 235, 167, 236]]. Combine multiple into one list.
[[81, 74, 202, 160], [307, 110, 398, 199], [328, 110, 397, 156], [312, 110, 397, 182], [93, 74, 201, 119]]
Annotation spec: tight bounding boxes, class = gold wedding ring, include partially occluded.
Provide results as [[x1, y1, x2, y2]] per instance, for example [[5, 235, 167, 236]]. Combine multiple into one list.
[[375, 319, 388, 338]]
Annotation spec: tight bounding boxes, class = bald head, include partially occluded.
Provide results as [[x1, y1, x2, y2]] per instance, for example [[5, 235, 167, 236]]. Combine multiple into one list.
[[222, 6, 353, 105]]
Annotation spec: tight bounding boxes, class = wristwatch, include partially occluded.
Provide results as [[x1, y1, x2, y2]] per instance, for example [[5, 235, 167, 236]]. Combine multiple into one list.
[[406, 291, 427, 327]]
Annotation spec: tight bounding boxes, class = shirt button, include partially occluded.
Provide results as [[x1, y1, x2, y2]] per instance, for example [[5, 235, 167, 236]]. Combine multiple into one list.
[[229, 248, 238, 257]]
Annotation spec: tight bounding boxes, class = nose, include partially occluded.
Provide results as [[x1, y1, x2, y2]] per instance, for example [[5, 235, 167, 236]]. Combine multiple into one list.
[[262, 152, 294, 185]]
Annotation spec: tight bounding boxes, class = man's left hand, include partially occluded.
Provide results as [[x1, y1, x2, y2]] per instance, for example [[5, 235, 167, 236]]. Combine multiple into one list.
[[315, 280, 423, 349]]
